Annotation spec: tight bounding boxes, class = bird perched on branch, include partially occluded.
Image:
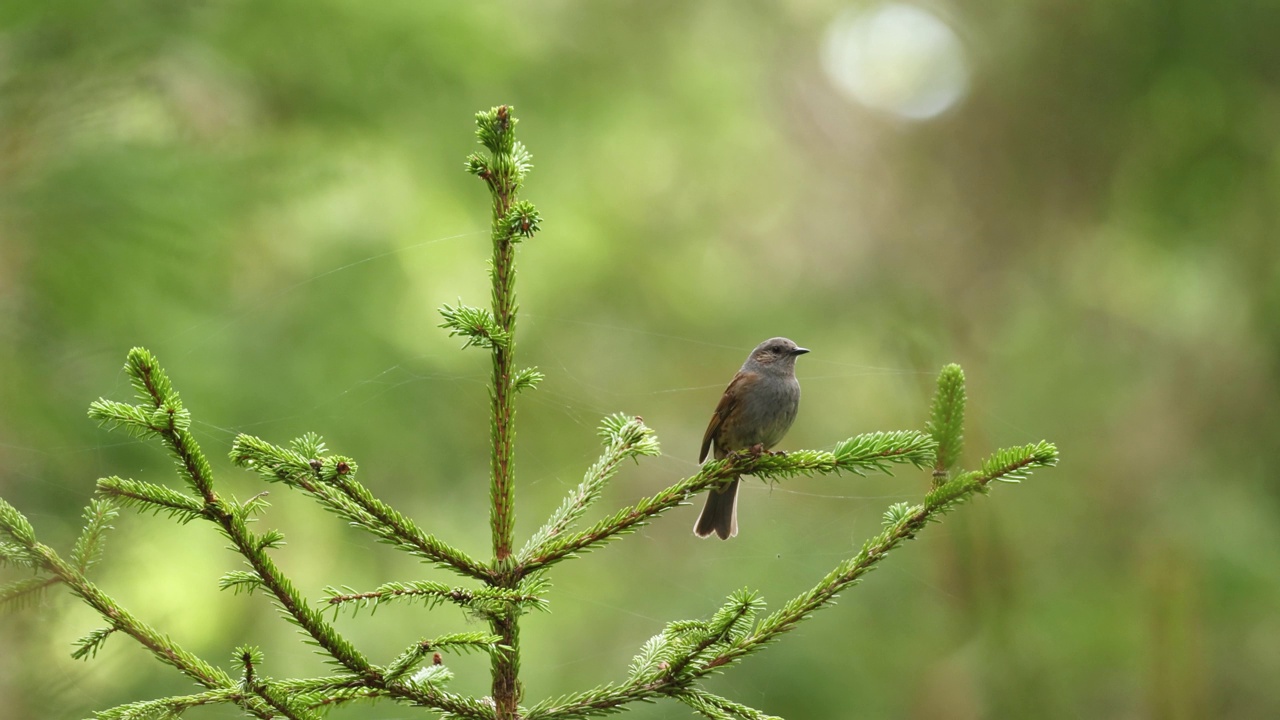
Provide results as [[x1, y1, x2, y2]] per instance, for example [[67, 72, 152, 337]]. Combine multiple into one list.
[[694, 337, 808, 539]]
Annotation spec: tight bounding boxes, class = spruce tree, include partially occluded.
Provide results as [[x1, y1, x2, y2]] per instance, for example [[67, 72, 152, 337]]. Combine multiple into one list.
[[0, 106, 1058, 720]]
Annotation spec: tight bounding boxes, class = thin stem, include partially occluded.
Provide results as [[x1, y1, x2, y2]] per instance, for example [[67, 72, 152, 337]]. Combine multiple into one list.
[[210, 502, 373, 673], [521, 466, 735, 573], [490, 192, 517, 565], [325, 581, 544, 616], [482, 103, 523, 720]]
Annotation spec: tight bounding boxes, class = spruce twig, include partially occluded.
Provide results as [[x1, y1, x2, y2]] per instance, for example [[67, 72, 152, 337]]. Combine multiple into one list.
[[927, 363, 966, 488], [519, 430, 937, 574], [383, 632, 505, 681], [324, 578, 549, 619], [94, 476, 205, 523], [0, 541, 37, 569], [518, 414, 660, 562], [70, 499, 118, 573], [94, 689, 252, 720], [676, 688, 781, 720], [237, 647, 322, 720], [71, 626, 118, 661], [0, 575, 60, 611], [231, 434, 492, 581]]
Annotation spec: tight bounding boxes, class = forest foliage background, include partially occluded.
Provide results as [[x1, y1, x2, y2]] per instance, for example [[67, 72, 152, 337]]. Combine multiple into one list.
[[1, 2, 1278, 718]]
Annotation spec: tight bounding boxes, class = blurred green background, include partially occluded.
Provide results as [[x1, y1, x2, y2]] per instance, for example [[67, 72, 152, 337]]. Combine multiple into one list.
[[2, 1, 1278, 718]]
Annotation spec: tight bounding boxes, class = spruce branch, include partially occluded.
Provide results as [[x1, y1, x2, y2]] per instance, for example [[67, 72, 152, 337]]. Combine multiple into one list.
[[704, 442, 1058, 672], [520, 430, 936, 574], [627, 633, 677, 683], [0, 541, 37, 569], [219, 570, 266, 596], [662, 589, 763, 680], [238, 645, 266, 683], [87, 399, 189, 439], [105, 350, 374, 675], [253, 678, 318, 720], [95, 476, 205, 523], [1, 575, 60, 611], [408, 662, 456, 690], [71, 499, 119, 573], [0, 494, 38, 546], [927, 363, 966, 488], [203, 502, 373, 675], [321, 457, 493, 577], [882, 501, 916, 526], [527, 439, 1057, 720], [94, 689, 247, 720], [256, 528, 286, 551], [235, 647, 323, 720], [96, 348, 215, 502], [440, 302, 513, 352], [0, 496, 277, 718], [271, 674, 367, 693], [300, 687, 389, 712], [675, 688, 780, 720], [512, 366, 544, 393], [95, 351, 491, 718], [971, 440, 1057, 485], [71, 626, 118, 661], [384, 632, 506, 682], [272, 674, 393, 711], [519, 414, 660, 562], [92, 672, 386, 720], [324, 577, 549, 619], [231, 433, 492, 581], [502, 201, 541, 241]]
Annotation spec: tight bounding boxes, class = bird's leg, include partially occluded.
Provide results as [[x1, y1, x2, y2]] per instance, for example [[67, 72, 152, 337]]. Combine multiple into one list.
[[748, 443, 766, 457]]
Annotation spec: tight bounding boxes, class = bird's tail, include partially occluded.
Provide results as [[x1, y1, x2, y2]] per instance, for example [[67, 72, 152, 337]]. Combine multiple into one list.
[[693, 478, 739, 540]]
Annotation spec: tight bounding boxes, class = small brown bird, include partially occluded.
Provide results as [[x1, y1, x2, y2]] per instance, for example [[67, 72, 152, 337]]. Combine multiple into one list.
[[694, 337, 808, 539]]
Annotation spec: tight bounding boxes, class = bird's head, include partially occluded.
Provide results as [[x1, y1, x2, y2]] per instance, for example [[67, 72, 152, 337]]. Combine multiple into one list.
[[747, 337, 809, 371]]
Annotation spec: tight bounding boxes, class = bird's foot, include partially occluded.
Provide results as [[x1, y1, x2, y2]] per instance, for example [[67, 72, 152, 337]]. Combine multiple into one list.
[[748, 443, 766, 457]]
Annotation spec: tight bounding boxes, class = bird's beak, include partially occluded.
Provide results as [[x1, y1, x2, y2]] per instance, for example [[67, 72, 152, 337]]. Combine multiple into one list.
[[791, 347, 810, 356]]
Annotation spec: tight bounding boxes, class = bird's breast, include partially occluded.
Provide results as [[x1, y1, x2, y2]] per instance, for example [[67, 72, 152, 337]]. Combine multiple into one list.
[[732, 376, 800, 450]]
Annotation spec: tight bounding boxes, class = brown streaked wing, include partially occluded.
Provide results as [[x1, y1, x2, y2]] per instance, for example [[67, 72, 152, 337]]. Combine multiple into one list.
[[699, 371, 753, 463]]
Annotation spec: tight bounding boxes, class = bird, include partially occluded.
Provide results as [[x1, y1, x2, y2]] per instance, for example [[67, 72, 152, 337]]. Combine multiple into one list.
[[694, 337, 808, 539]]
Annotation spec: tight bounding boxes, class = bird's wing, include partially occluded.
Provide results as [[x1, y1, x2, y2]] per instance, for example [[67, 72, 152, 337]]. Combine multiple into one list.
[[700, 371, 751, 463]]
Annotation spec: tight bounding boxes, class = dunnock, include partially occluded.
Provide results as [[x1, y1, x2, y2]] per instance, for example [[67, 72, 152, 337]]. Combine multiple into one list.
[[694, 337, 808, 539]]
